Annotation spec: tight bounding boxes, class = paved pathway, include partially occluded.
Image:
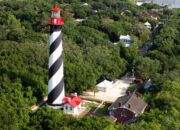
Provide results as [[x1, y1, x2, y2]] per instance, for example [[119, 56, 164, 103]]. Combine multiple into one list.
[[31, 97, 47, 111], [92, 101, 104, 113], [140, 41, 152, 56]]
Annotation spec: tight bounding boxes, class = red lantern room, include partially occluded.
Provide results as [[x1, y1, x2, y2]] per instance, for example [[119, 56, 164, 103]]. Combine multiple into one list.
[[48, 6, 64, 25]]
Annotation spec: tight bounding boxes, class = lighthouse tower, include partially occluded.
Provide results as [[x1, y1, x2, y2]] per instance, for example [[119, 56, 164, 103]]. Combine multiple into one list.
[[47, 6, 65, 108]]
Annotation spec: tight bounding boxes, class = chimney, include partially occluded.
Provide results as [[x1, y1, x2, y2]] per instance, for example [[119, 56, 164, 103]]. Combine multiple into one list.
[[136, 92, 139, 98], [118, 102, 121, 107], [126, 91, 131, 96], [74, 92, 77, 96], [128, 103, 131, 108]]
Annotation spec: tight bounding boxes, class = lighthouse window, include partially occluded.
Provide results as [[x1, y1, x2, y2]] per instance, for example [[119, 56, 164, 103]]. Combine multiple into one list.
[[53, 19, 57, 24], [52, 11, 60, 18]]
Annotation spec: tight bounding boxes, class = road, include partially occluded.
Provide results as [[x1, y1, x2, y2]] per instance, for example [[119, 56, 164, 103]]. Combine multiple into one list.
[[140, 40, 153, 56]]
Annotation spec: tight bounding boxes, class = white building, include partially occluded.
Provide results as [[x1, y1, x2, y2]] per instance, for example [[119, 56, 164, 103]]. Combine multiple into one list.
[[75, 19, 85, 22], [83, 3, 88, 6], [144, 79, 152, 90], [136, 0, 144, 6], [96, 80, 114, 92], [92, 10, 98, 13], [119, 35, 132, 47], [144, 21, 151, 29], [63, 94, 82, 116]]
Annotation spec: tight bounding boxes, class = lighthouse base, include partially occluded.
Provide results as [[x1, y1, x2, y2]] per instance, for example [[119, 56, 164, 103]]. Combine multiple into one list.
[[46, 102, 64, 109]]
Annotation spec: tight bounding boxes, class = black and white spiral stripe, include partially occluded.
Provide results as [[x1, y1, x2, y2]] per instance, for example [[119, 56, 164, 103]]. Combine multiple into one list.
[[47, 25, 64, 106]]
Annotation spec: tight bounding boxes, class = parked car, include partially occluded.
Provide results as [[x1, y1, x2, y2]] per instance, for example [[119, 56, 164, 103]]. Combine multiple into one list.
[[134, 79, 143, 84]]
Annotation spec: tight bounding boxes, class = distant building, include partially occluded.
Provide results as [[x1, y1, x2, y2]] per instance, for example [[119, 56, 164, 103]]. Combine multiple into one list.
[[63, 93, 82, 116], [75, 19, 85, 22], [136, 0, 145, 6], [119, 35, 132, 47], [96, 80, 114, 92], [144, 21, 152, 29], [151, 7, 164, 13], [144, 79, 152, 90], [137, 12, 160, 21], [92, 10, 98, 13], [108, 92, 147, 124], [113, 42, 118, 45], [83, 3, 88, 6]]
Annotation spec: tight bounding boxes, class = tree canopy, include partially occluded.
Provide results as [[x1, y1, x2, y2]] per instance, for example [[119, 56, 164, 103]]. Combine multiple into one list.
[[0, 0, 180, 130]]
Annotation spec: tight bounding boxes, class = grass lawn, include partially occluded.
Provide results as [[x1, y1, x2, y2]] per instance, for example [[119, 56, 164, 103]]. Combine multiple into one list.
[[84, 102, 98, 112], [95, 103, 111, 116], [128, 83, 144, 93]]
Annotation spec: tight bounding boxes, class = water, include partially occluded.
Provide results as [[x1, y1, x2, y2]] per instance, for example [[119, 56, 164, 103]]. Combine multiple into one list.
[[145, 0, 180, 8]]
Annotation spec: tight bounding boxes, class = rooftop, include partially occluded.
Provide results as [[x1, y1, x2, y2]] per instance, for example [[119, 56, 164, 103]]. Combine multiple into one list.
[[63, 95, 81, 108], [96, 80, 114, 89], [144, 21, 151, 26], [109, 93, 147, 114], [119, 35, 131, 40]]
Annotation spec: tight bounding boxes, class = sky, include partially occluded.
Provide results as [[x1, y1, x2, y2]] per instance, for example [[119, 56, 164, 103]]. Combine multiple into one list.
[[145, 0, 180, 8]]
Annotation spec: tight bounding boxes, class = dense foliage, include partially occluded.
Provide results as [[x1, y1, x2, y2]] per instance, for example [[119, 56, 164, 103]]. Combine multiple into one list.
[[0, 0, 180, 130]]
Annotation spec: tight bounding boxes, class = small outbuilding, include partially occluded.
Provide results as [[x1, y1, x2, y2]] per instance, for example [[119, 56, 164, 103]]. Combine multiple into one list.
[[144, 78, 152, 90], [83, 3, 89, 6], [136, 0, 144, 6], [63, 93, 82, 116], [108, 92, 147, 124], [75, 19, 85, 22], [119, 35, 132, 47], [144, 21, 151, 29], [96, 80, 114, 92]]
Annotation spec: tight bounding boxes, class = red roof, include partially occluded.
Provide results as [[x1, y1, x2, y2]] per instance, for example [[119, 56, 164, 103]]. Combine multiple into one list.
[[51, 7, 61, 12], [63, 96, 81, 107]]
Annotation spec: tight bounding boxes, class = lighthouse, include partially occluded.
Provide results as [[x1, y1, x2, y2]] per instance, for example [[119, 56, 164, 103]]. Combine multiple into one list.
[[47, 6, 65, 108]]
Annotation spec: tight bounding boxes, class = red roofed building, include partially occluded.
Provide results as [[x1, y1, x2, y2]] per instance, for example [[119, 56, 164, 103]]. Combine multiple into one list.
[[63, 93, 82, 115]]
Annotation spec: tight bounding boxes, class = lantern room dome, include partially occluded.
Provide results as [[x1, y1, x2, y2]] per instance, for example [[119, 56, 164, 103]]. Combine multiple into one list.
[[51, 7, 61, 12]]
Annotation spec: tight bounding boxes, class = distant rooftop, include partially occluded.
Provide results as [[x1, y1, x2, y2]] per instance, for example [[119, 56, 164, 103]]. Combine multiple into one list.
[[144, 21, 151, 26], [119, 35, 131, 40]]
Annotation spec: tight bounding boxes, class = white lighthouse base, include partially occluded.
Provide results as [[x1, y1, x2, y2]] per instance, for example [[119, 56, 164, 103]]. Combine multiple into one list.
[[46, 102, 64, 109]]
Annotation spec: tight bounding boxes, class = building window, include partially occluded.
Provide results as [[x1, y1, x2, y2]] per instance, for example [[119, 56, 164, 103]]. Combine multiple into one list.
[[70, 106, 72, 111], [121, 111, 128, 117], [65, 106, 68, 110]]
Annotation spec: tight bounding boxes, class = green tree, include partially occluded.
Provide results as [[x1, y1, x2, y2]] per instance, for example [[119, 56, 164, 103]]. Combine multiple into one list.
[[154, 26, 177, 55], [134, 57, 160, 79], [6, 14, 25, 42]]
